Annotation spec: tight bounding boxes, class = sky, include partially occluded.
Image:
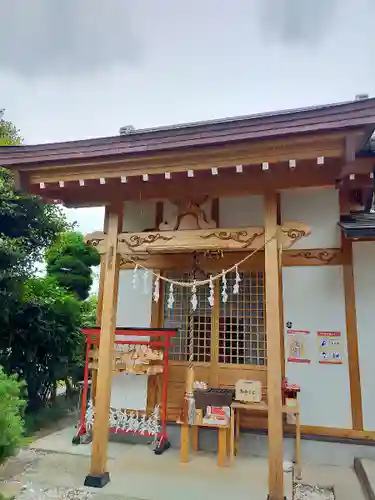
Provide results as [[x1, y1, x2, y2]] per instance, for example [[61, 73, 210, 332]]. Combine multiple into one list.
[[1, 0, 375, 235]]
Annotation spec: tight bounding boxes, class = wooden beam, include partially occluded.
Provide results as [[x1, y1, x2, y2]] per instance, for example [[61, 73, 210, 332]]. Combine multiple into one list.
[[37, 161, 344, 207], [339, 192, 363, 431], [264, 192, 284, 500], [118, 248, 343, 271], [86, 222, 309, 256], [84, 203, 122, 488]]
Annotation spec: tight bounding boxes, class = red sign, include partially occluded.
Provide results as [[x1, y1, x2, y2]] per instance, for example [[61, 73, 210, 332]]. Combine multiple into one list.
[[317, 331, 341, 337]]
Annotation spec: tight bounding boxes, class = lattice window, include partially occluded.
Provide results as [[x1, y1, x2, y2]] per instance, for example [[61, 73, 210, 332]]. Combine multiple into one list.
[[218, 271, 266, 365], [163, 273, 212, 362]]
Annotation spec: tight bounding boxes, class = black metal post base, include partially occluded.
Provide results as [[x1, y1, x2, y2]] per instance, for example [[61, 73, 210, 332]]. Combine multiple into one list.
[[84, 472, 110, 488], [154, 439, 171, 455]]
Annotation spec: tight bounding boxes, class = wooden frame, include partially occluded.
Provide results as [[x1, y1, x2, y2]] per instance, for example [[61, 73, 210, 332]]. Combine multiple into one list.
[[264, 192, 284, 499], [340, 192, 363, 431], [85, 221, 310, 257], [118, 248, 343, 270], [85, 203, 123, 487]]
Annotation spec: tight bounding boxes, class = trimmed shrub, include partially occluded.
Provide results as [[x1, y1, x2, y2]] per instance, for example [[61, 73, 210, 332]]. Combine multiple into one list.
[[0, 366, 26, 464]]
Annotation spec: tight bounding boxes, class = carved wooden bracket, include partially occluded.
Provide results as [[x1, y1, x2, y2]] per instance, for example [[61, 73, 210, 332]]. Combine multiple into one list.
[[85, 221, 310, 256], [84, 231, 107, 254], [159, 198, 216, 231]]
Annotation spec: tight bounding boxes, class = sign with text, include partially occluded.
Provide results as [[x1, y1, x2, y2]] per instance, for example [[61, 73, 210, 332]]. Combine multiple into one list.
[[317, 331, 343, 364], [286, 330, 311, 363]]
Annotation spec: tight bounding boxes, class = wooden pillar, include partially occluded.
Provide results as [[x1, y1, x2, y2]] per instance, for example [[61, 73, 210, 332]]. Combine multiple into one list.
[[84, 203, 122, 488], [340, 192, 363, 430], [342, 237, 363, 430], [264, 192, 284, 500], [92, 208, 110, 406]]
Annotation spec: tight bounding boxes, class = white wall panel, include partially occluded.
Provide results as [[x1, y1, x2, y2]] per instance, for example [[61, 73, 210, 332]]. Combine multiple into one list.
[[219, 195, 264, 227], [110, 269, 153, 411], [122, 201, 157, 232], [283, 266, 351, 428], [280, 187, 340, 249], [353, 241, 375, 431]]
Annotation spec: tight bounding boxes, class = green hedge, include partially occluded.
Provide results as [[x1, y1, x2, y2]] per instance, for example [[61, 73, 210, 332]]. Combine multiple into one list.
[[0, 366, 26, 465]]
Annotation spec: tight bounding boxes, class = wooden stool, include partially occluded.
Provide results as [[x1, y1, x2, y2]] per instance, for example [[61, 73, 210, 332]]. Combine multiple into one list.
[[229, 401, 302, 479], [179, 422, 230, 467]]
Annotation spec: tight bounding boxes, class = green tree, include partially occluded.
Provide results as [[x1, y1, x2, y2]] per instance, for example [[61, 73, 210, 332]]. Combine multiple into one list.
[[0, 108, 22, 145], [81, 294, 99, 327], [0, 110, 80, 410], [6, 276, 84, 409], [45, 231, 100, 300], [0, 168, 70, 332]]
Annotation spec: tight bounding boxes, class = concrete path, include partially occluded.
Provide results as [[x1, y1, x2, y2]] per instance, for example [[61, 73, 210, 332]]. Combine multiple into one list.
[[1, 425, 366, 500], [1, 426, 293, 499]]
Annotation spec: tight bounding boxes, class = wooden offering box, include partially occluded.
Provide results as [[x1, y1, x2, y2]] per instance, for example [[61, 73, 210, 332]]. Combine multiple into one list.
[[194, 388, 235, 409]]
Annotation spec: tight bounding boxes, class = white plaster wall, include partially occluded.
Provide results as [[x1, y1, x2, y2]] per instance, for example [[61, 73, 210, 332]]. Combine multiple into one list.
[[353, 241, 375, 431], [282, 266, 351, 428], [122, 201, 157, 232], [280, 187, 340, 249], [219, 195, 264, 227], [110, 269, 153, 411]]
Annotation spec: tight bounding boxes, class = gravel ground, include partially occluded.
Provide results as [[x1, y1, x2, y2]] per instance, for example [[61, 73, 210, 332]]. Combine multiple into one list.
[[294, 483, 335, 500], [17, 486, 94, 499]]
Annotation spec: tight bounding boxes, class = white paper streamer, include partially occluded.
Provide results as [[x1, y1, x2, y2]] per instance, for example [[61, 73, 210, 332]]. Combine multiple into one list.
[[221, 271, 228, 303], [191, 282, 198, 311], [233, 265, 241, 295], [167, 283, 175, 309], [132, 264, 139, 289], [86, 400, 161, 437], [143, 269, 149, 294], [153, 275, 160, 302], [208, 275, 214, 307]]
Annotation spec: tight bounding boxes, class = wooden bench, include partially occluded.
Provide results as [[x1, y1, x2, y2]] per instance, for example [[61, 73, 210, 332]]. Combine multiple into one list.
[[229, 401, 302, 479]]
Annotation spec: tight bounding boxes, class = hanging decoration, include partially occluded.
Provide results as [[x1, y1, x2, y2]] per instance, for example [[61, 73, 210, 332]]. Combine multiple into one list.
[[208, 275, 214, 307], [233, 265, 241, 295], [153, 275, 160, 303], [221, 270, 228, 303], [143, 269, 149, 294], [122, 230, 290, 310], [191, 282, 198, 311], [132, 264, 139, 289], [167, 283, 175, 309], [85, 400, 161, 438]]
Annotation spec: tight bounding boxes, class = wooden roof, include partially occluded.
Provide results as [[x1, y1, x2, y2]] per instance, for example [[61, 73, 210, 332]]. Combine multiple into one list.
[[2, 98, 375, 207], [1, 97, 375, 169]]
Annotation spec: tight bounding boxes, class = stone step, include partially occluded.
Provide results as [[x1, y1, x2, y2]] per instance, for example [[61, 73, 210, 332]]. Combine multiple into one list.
[[354, 457, 375, 500]]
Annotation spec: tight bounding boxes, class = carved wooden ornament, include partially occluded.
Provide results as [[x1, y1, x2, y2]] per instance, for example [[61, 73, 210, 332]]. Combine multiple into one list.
[[85, 222, 310, 256]]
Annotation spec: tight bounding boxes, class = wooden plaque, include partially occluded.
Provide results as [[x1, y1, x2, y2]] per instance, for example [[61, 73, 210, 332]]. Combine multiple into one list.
[[235, 379, 262, 403]]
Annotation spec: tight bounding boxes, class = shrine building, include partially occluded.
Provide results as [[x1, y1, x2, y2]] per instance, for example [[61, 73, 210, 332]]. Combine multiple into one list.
[[2, 96, 375, 500]]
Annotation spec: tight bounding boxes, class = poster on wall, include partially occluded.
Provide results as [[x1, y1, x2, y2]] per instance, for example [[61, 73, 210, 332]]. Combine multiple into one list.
[[286, 330, 311, 363], [317, 331, 343, 364]]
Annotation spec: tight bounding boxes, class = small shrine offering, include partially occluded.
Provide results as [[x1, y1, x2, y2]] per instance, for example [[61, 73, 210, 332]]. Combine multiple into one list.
[[203, 406, 230, 426], [194, 388, 234, 426], [235, 379, 262, 403], [282, 377, 300, 406]]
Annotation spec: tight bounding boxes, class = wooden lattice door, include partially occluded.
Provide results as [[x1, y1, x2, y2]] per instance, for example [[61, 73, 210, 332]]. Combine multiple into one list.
[[162, 270, 267, 421]]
